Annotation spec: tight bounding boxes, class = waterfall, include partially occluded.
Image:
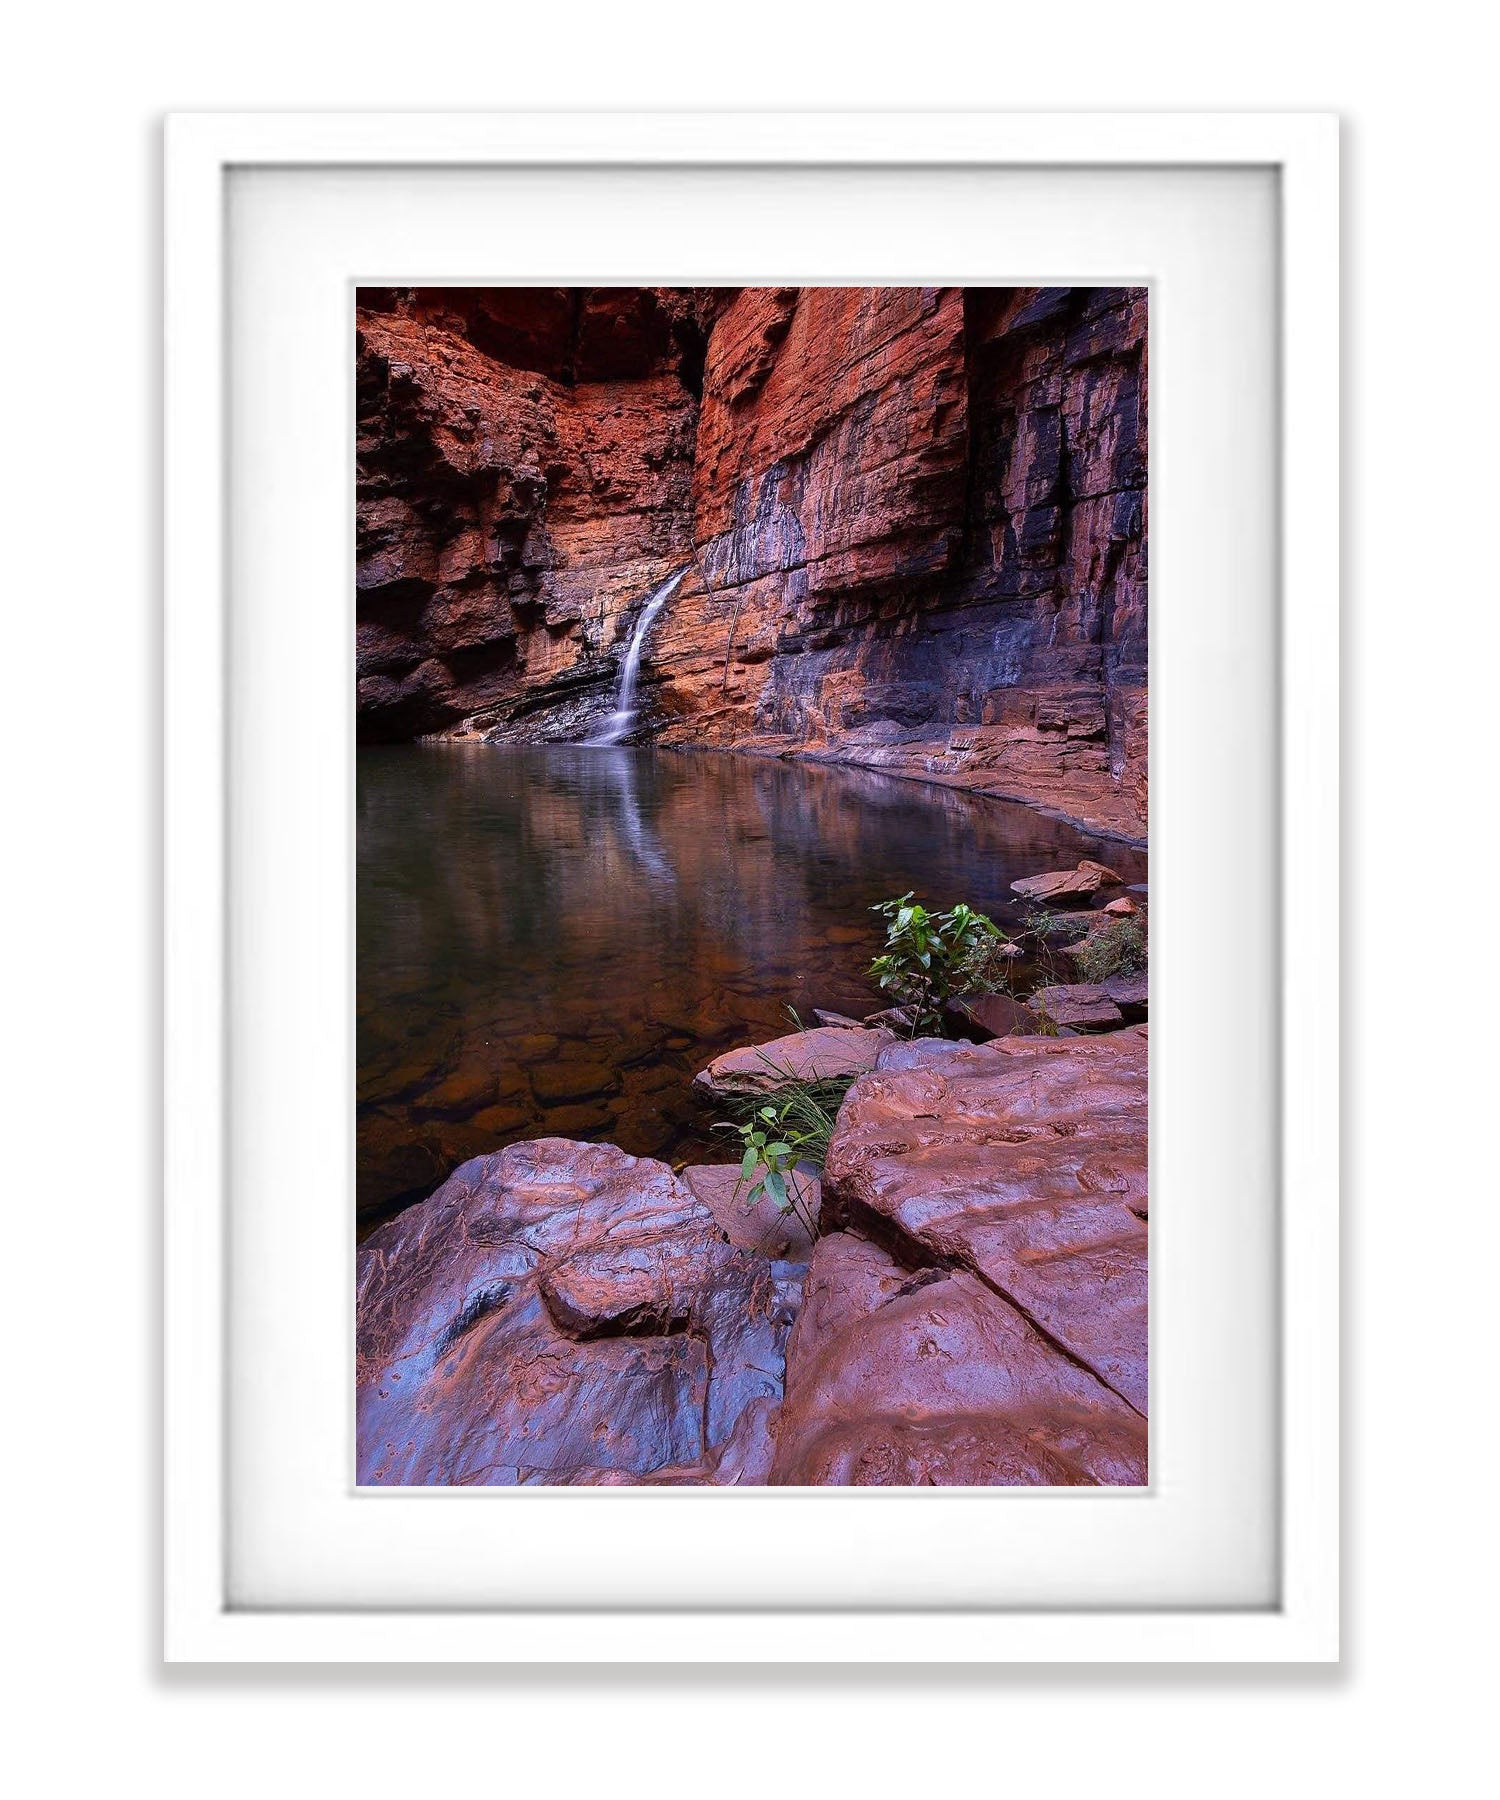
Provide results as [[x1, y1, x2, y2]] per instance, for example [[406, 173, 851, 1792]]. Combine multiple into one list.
[[587, 567, 687, 745]]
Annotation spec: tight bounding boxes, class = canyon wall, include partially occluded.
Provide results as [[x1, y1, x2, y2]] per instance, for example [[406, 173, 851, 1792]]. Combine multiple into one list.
[[355, 285, 1147, 839]]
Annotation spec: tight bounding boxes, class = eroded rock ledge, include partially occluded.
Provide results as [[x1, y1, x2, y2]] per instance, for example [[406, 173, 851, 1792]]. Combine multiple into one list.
[[356, 285, 1147, 840]]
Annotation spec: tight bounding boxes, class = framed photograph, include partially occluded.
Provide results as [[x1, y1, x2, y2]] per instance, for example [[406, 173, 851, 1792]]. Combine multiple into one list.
[[165, 112, 1338, 1661]]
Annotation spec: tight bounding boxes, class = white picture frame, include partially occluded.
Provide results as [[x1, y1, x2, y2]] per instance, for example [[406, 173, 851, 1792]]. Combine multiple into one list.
[[164, 111, 1338, 1663]]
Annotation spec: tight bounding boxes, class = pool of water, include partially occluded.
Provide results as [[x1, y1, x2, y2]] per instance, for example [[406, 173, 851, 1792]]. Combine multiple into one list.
[[357, 745, 1146, 1230]]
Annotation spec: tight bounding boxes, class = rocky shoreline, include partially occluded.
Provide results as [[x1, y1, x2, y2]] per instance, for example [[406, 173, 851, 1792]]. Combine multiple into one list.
[[357, 859, 1148, 1487], [653, 737, 1151, 848]]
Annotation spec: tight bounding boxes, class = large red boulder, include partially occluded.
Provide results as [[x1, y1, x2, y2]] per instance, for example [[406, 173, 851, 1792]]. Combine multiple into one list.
[[769, 1231, 1146, 1486], [822, 1031, 1148, 1414], [356, 1138, 803, 1485]]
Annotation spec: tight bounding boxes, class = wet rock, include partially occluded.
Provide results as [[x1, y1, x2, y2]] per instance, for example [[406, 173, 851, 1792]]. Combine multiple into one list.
[[821, 1031, 1148, 1414], [357, 1137, 801, 1485], [558, 1393, 786, 1486], [682, 1162, 820, 1257], [692, 1024, 893, 1098], [1010, 859, 1125, 902], [770, 1232, 1146, 1486], [1026, 983, 1125, 1030], [813, 1008, 867, 1030]]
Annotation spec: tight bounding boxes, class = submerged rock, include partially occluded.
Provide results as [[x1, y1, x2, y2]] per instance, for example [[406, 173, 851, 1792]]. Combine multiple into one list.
[[356, 1137, 803, 1485], [691, 1024, 894, 1098], [821, 1031, 1148, 1415]]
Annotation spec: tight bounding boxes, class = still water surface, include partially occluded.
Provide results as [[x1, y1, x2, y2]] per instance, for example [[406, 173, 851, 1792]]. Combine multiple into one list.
[[357, 745, 1145, 1229]]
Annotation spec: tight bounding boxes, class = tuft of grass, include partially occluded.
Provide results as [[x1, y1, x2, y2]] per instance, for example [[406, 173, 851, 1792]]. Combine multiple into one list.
[[719, 1070, 857, 1169], [1071, 916, 1147, 984], [1027, 994, 1062, 1037], [711, 1068, 858, 1242]]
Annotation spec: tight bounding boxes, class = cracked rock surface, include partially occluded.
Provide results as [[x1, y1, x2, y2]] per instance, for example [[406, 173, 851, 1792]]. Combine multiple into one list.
[[821, 1030, 1149, 1417], [770, 1234, 1146, 1485]]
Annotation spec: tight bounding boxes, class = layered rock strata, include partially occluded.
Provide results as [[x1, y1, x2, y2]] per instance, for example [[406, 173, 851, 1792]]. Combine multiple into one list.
[[355, 285, 1148, 839], [355, 288, 717, 742]]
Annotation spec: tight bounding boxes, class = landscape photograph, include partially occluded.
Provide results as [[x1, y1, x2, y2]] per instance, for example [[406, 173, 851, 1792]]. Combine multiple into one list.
[[354, 284, 1149, 1487]]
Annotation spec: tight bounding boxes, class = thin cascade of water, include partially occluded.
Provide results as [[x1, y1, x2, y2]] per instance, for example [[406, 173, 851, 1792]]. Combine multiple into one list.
[[586, 567, 688, 745]]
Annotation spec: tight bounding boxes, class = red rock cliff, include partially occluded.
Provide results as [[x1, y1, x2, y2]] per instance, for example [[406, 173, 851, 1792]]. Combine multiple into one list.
[[355, 285, 1147, 839]]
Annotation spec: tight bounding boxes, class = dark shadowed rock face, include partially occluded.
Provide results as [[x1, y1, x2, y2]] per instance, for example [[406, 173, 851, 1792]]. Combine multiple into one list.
[[356, 286, 1148, 840], [355, 288, 718, 744], [821, 1030, 1148, 1415], [356, 1137, 803, 1485]]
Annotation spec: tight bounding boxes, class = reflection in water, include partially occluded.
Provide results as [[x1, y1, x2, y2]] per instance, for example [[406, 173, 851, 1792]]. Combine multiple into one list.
[[357, 746, 1146, 1229]]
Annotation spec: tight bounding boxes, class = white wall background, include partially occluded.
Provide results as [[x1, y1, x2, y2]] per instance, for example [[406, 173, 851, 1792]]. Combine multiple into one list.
[[3, 4, 1491, 1792]]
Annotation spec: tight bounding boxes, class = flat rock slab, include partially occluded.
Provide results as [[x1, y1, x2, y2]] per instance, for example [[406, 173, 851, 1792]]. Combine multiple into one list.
[[770, 1231, 1146, 1485], [357, 1138, 803, 1485], [1028, 983, 1125, 1030], [1102, 973, 1149, 1010], [822, 1031, 1148, 1415], [1010, 858, 1124, 902], [692, 1025, 894, 1098], [682, 1162, 821, 1258]]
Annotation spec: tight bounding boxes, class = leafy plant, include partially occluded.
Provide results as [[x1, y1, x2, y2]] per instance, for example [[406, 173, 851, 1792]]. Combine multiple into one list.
[[1070, 915, 1147, 984], [712, 1099, 824, 1240], [868, 893, 1001, 1036]]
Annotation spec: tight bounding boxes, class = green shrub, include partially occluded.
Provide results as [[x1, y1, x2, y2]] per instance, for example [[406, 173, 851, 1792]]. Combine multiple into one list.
[[868, 893, 1000, 1036], [1071, 915, 1147, 983]]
